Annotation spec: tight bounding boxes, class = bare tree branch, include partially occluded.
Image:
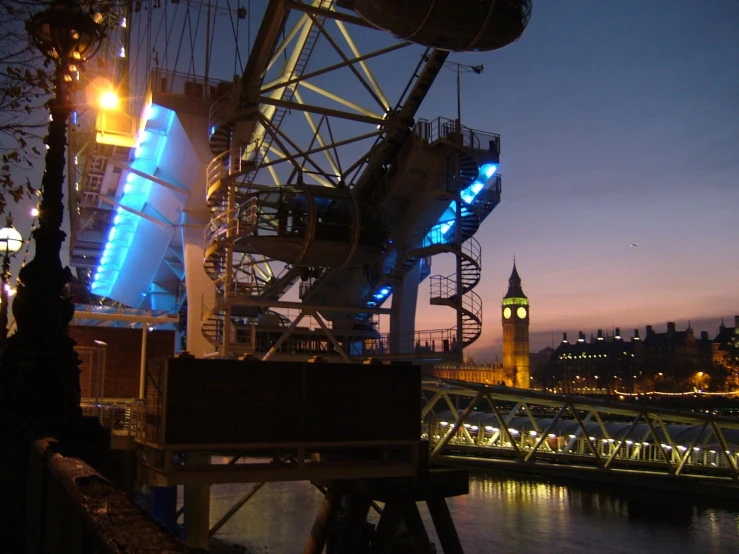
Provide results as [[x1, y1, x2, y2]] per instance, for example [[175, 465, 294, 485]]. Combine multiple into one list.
[[0, 0, 54, 214]]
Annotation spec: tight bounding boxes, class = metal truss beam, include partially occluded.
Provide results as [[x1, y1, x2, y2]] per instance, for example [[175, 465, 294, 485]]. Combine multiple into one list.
[[73, 306, 178, 324], [110, 160, 188, 194], [430, 391, 483, 459], [258, 96, 387, 127], [260, 41, 411, 97], [286, 0, 376, 29], [424, 380, 739, 482], [99, 195, 171, 229], [305, 13, 387, 110]]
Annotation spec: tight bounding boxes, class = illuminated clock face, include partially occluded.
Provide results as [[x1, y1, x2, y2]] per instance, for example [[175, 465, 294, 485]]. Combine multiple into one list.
[[503, 307, 512, 319], [517, 306, 527, 319]]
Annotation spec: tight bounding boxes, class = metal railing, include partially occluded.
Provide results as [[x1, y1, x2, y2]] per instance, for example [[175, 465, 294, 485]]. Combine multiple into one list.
[[203, 197, 257, 255], [151, 68, 229, 99], [414, 117, 501, 153], [205, 141, 262, 204], [354, 328, 459, 358], [81, 399, 144, 436]]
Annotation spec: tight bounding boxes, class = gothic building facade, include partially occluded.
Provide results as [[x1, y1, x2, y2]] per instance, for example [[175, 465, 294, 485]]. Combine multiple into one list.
[[431, 261, 531, 389]]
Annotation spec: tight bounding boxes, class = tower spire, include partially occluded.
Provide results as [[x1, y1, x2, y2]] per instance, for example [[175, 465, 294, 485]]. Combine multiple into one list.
[[505, 259, 526, 299]]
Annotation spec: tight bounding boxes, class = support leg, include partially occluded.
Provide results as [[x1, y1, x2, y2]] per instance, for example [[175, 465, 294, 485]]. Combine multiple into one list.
[[210, 482, 265, 537], [303, 487, 341, 554], [399, 501, 433, 554], [150, 486, 178, 534], [336, 493, 372, 553], [184, 452, 211, 550], [369, 501, 403, 554], [427, 497, 464, 554]]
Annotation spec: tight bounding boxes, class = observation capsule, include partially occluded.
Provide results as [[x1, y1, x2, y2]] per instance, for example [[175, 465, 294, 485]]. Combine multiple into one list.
[[343, 0, 531, 52], [241, 184, 389, 268]]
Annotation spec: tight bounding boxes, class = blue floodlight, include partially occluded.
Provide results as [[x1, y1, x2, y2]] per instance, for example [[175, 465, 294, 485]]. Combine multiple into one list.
[[481, 163, 497, 179], [91, 104, 176, 297]]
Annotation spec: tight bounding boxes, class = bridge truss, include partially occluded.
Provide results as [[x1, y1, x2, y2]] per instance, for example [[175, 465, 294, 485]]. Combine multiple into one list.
[[423, 380, 739, 488]]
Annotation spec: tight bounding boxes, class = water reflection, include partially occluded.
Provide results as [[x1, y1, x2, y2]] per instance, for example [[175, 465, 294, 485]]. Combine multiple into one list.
[[450, 472, 739, 554], [209, 471, 739, 553]]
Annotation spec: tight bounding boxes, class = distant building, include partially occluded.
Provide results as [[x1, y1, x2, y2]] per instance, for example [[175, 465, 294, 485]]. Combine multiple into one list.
[[432, 359, 506, 385], [553, 328, 638, 393], [552, 322, 714, 393], [529, 346, 555, 389], [640, 322, 712, 388], [501, 261, 530, 388], [713, 316, 739, 389]]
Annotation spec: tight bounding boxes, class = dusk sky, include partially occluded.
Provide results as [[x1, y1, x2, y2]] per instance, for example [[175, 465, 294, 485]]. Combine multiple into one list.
[[6, 1, 737, 357], [413, 1, 739, 358]]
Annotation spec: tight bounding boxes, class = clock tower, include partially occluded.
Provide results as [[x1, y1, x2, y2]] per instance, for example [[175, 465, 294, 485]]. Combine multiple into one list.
[[502, 261, 530, 388]]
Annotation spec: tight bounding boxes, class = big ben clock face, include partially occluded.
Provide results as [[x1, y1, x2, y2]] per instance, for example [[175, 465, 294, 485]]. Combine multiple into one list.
[[517, 306, 527, 319], [503, 307, 512, 319]]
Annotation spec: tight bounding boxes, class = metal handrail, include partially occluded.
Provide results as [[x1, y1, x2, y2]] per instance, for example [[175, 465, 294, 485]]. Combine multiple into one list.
[[414, 116, 501, 153], [81, 399, 144, 436], [205, 142, 260, 204], [204, 208, 239, 248], [151, 67, 227, 99], [463, 236, 481, 264]]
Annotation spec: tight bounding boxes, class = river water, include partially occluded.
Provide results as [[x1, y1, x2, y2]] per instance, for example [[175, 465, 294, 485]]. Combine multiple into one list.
[[208, 470, 739, 553]]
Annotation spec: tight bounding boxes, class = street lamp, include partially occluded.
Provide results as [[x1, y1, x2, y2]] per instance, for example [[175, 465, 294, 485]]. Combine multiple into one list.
[[0, 1, 104, 440], [0, 216, 23, 345], [444, 61, 484, 141]]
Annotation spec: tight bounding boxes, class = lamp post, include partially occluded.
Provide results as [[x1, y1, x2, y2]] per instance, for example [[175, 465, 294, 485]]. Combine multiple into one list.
[[445, 61, 484, 142], [0, 216, 23, 345], [0, 2, 104, 440]]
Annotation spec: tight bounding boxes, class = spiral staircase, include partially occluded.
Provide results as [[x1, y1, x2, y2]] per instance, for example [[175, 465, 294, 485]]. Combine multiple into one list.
[[200, 2, 333, 352], [427, 152, 502, 350]]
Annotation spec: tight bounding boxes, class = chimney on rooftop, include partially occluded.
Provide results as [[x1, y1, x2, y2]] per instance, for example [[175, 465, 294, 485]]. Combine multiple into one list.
[[646, 325, 653, 336], [667, 322, 676, 334]]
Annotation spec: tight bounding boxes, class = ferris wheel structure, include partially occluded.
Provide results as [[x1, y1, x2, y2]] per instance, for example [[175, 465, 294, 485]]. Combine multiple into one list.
[[68, 0, 531, 361]]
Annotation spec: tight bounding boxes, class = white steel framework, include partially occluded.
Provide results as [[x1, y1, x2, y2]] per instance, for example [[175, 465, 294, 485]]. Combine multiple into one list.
[[423, 380, 739, 484]]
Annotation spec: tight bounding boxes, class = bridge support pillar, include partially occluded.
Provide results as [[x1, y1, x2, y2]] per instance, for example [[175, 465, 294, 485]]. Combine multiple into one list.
[[427, 496, 464, 554], [184, 451, 211, 550]]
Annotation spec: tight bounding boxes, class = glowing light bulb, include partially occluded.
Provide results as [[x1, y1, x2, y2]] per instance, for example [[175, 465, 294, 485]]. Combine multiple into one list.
[[99, 90, 119, 110]]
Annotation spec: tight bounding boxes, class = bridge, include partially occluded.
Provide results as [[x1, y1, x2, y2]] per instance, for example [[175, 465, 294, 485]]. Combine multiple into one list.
[[421, 380, 739, 499]]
